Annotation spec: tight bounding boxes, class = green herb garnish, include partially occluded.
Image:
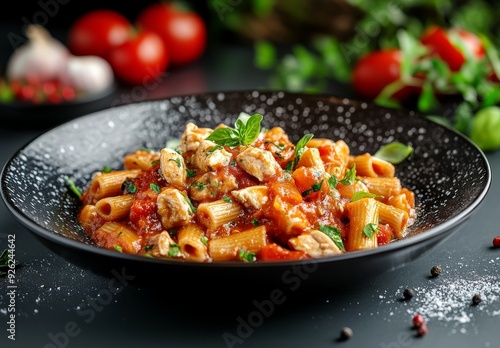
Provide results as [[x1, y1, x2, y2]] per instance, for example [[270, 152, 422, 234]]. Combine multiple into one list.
[[122, 178, 137, 194], [292, 134, 314, 170], [150, 183, 161, 193], [239, 249, 257, 263], [168, 244, 181, 257], [169, 158, 181, 168], [362, 223, 378, 239], [351, 192, 382, 202], [114, 245, 123, 253], [222, 196, 233, 203], [206, 113, 263, 147], [374, 142, 413, 164], [318, 225, 345, 251], [186, 169, 196, 178], [66, 178, 82, 198]]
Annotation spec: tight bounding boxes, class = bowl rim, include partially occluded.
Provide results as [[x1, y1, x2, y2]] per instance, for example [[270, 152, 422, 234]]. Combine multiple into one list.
[[0, 90, 493, 269]]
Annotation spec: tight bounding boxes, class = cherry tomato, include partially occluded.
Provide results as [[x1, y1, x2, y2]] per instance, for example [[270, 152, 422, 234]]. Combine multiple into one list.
[[67, 10, 132, 58], [136, 2, 207, 66], [351, 49, 415, 102], [108, 31, 169, 85], [420, 26, 485, 72]]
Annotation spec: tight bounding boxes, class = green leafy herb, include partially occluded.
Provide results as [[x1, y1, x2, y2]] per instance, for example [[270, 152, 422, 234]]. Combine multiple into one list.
[[351, 191, 382, 202], [102, 166, 112, 173], [318, 225, 345, 251], [252, 218, 260, 227], [222, 195, 233, 203], [114, 245, 123, 253], [362, 223, 378, 239], [121, 178, 137, 194], [181, 193, 197, 214], [239, 249, 257, 263], [374, 142, 413, 164], [191, 181, 207, 191], [169, 158, 181, 168], [206, 145, 223, 154], [65, 178, 82, 198], [168, 244, 181, 257], [293, 133, 314, 170], [186, 169, 196, 178], [150, 183, 161, 193], [312, 180, 324, 192], [206, 113, 263, 147], [144, 245, 154, 251], [200, 236, 208, 246]]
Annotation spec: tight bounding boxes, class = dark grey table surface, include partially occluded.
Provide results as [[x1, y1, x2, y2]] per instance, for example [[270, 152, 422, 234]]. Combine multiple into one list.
[[1, 44, 500, 348]]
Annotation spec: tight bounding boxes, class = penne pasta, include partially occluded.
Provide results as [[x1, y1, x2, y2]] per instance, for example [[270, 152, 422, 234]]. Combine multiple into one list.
[[88, 169, 141, 202], [95, 194, 134, 221], [77, 115, 416, 262], [345, 198, 380, 251], [197, 199, 243, 230], [209, 226, 267, 261], [178, 224, 209, 262]]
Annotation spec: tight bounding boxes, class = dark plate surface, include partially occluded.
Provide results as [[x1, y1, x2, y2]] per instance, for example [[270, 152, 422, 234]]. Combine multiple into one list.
[[0, 90, 491, 289]]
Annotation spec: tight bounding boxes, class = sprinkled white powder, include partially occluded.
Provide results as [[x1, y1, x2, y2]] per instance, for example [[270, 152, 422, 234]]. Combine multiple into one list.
[[399, 275, 500, 327]]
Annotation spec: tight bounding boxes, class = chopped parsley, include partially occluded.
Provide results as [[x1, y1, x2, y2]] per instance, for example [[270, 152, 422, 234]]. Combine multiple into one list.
[[102, 166, 112, 173], [222, 195, 233, 203], [200, 235, 208, 245], [168, 243, 181, 257], [350, 191, 382, 202], [114, 245, 123, 253], [169, 158, 181, 168], [65, 178, 82, 198], [150, 183, 161, 193], [186, 168, 196, 178], [121, 178, 137, 194], [251, 218, 260, 227], [328, 164, 357, 188], [239, 249, 257, 263]]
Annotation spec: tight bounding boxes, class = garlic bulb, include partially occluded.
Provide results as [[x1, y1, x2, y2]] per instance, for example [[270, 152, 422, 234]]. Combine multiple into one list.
[[6, 24, 70, 82], [62, 55, 114, 93]]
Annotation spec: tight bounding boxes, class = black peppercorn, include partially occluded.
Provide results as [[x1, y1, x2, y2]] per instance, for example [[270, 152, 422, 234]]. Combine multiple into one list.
[[340, 327, 353, 340], [430, 265, 442, 277], [403, 288, 415, 300], [472, 294, 482, 306]]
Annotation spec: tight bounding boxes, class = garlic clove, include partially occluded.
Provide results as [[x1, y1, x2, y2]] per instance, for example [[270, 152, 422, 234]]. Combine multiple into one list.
[[62, 55, 115, 94], [6, 24, 70, 83]]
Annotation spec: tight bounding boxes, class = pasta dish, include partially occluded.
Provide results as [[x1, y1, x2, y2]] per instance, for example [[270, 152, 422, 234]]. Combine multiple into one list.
[[77, 113, 415, 262]]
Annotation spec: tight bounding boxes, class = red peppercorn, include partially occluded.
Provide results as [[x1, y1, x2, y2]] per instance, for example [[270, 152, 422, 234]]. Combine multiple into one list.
[[417, 323, 428, 336], [493, 236, 500, 248], [412, 314, 425, 327]]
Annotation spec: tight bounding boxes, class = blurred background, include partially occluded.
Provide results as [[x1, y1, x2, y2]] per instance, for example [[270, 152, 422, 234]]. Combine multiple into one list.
[[2, 0, 500, 150]]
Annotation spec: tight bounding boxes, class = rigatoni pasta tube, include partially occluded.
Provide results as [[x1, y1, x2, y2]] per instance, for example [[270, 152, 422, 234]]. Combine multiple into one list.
[[349, 153, 395, 178], [78, 204, 103, 232], [209, 226, 267, 261], [95, 194, 134, 221], [93, 222, 141, 254], [376, 201, 409, 239], [89, 169, 141, 201], [124, 150, 160, 171], [345, 198, 379, 251], [197, 199, 243, 230], [361, 176, 401, 198], [178, 224, 209, 262]]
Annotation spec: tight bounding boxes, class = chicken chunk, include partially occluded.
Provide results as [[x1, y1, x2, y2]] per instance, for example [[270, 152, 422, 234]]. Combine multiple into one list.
[[288, 230, 343, 257], [157, 188, 194, 230], [236, 147, 281, 181], [157, 231, 184, 258], [192, 140, 232, 172], [189, 171, 238, 201], [160, 148, 187, 189], [179, 122, 213, 153], [231, 185, 269, 210]]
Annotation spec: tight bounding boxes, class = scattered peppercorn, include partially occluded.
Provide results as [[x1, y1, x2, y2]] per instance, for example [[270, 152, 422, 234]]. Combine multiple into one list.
[[417, 324, 428, 336], [340, 327, 353, 341], [412, 314, 425, 328], [472, 294, 482, 306], [430, 265, 442, 277], [403, 288, 415, 300], [493, 236, 500, 248]]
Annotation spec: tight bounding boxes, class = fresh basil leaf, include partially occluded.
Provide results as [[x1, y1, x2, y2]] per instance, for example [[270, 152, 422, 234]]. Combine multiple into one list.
[[318, 225, 345, 251], [65, 178, 82, 198], [351, 191, 382, 202], [362, 223, 378, 239], [206, 127, 240, 147], [374, 142, 413, 164], [241, 114, 263, 145], [293, 133, 314, 169]]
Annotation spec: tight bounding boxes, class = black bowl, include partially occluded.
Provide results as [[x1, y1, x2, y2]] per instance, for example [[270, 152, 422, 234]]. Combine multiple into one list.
[[0, 90, 491, 290]]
